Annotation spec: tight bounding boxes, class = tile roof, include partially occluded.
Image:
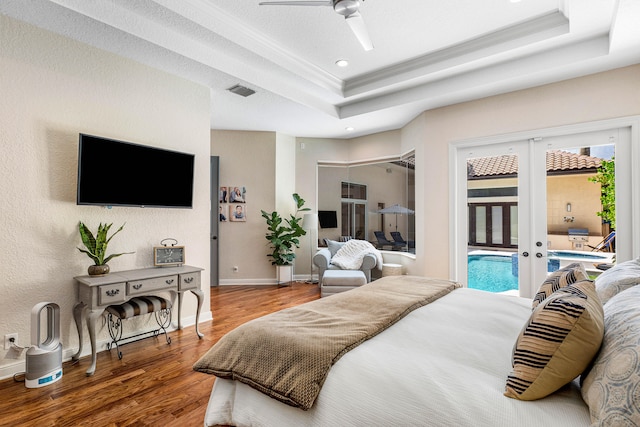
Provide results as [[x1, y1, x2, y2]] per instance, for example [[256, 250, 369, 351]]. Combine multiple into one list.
[[467, 150, 602, 178]]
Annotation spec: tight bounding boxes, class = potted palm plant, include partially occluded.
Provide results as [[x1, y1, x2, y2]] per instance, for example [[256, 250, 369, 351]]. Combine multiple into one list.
[[261, 193, 310, 285], [77, 222, 134, 275]]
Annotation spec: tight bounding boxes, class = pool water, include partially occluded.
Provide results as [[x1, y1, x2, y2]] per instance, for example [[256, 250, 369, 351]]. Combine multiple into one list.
[[468, 250, 613, 292], [468, 254, 518, 293], [547, 250, 609, 261]]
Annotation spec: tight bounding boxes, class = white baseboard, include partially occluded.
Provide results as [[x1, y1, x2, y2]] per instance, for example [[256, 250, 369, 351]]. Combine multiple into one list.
[[218, 274, 318, 286]]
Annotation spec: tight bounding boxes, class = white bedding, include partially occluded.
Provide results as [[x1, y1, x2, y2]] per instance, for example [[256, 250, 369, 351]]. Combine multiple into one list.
[[204, 288, 590, 426]]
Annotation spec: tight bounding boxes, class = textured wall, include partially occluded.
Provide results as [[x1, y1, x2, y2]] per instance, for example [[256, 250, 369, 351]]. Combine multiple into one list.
[[0, 15, 211, 378]]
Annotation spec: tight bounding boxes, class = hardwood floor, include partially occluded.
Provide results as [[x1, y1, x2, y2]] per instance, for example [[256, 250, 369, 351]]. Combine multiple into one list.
[[0, 282, 320, 427]]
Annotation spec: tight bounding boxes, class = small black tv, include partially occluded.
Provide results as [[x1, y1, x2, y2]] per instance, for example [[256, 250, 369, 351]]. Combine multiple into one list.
[[318, 210, 338, 228], [77, 133, 195, 208]]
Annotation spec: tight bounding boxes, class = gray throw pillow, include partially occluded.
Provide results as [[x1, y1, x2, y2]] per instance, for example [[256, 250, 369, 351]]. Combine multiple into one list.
[[326, 239, 345, 258], [581, 285, 640, 425], [595, 257, 640, 304]]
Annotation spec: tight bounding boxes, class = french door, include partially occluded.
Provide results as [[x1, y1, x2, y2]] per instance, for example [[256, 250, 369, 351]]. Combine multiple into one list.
[[457, 141, 534, 296], [454, 124, 633, 298]]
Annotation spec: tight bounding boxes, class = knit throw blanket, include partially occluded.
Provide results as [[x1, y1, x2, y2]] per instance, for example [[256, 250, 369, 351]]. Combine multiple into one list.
[[330, 239, 383, 270], [193, 276, 461, 410]]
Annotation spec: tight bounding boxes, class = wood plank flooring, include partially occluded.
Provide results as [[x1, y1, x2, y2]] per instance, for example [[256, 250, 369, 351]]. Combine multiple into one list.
[[0, 282, 320, 427]]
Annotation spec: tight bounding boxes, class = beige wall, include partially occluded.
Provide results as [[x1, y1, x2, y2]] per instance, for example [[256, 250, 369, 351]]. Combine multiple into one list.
[[547, 173, 602, 236], [0, 16, 211, 379], [211, 130, 277, 282], [414, 64, 640, 279]]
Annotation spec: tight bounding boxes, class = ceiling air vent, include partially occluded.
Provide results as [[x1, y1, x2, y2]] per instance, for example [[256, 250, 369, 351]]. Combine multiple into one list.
[[227, 84, 255, 97]]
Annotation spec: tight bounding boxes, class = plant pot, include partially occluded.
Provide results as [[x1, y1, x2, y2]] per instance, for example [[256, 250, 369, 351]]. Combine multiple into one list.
[[276, 264, 293, 287], [88, 264, 110, 276]]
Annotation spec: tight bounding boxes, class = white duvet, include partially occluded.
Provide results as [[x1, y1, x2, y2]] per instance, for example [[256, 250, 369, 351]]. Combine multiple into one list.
[[204, 288, 590, 427]]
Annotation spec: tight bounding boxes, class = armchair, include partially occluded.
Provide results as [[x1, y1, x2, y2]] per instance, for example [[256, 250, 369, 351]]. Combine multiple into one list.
[[313, 239, 378, 283]]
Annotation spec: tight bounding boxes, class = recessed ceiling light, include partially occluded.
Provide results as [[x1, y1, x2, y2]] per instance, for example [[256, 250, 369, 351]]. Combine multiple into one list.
[[345, 126, 355, 131], [510, 0, 522, 3], [335, 59, 349, 67]]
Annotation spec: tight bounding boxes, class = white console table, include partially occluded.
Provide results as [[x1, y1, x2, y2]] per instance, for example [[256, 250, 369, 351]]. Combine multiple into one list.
[[72, 265, 204, 376]]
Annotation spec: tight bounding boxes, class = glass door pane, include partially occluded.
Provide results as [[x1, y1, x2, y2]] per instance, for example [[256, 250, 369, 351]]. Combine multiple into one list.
[[341, 202, 352, 237], [463, 143, 529, 295], [354, 203, 367, 240], [536, 131, 620, 278]]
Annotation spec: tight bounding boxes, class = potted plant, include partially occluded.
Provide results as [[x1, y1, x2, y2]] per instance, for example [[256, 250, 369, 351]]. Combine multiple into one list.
[[77, 222, 134, 276], [260, 193, 310, 285]]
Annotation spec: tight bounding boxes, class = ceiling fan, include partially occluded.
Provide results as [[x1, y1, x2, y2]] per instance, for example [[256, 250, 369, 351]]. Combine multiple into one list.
[[258, 0, 374, 51]]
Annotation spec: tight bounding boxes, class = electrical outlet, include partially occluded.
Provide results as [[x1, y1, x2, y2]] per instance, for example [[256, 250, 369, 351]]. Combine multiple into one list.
[[233, 266, 239, 272], [4, 333, 18, 350]]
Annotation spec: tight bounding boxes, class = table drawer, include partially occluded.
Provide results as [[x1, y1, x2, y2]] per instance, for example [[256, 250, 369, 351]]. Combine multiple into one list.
[[179, 272, 201, 290], [127, 275, 178, 296], [98, 283, 126, 305]]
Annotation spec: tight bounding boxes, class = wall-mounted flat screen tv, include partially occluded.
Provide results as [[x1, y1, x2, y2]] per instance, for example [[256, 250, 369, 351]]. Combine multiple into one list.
[[318, 210, 338, 228], [77, 133, 195, 208]]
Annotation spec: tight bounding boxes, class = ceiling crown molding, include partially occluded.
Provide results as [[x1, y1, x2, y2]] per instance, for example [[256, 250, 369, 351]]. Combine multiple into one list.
[[154, 0, 344, 96], [343, 10, 570, 98]]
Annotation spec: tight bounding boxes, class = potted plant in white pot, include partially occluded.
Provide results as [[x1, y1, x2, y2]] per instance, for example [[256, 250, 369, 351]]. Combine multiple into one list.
[[77, 222, 134, 275], [260, 193, 310, 286]]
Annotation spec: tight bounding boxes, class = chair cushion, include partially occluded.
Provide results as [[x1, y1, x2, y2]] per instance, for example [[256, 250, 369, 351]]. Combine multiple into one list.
[[505, 279, 604, 400], [106, 296, 172, 319], [531, 262, 589, 309], [322, 270, 367, 287]]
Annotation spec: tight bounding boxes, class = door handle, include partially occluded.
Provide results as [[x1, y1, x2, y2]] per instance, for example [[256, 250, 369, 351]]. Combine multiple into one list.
[[522, 252, 529, 257]]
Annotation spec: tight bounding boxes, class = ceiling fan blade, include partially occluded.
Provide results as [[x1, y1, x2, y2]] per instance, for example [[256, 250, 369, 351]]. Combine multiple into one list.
[[258, 1, 332, 5], [345, 12, 374, 51]]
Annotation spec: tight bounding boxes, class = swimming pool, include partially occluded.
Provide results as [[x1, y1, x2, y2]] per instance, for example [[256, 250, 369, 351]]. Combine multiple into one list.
[[467, 253, 518, 292], [467, 250, 615, 292]]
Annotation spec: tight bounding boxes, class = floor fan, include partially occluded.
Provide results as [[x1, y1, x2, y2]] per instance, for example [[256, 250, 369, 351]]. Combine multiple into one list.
[[25, 302, 63, 388]]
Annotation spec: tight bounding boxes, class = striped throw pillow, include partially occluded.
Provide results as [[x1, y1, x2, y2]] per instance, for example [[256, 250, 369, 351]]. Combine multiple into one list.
[[531, 263, 589, 309], [505, 279, 604, 400]]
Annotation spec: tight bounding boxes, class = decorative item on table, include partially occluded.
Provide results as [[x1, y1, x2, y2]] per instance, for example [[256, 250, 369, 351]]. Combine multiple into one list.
[[260, 193, 310, 286], [154, 238, 185, 267], [77, 222, 134, 276]]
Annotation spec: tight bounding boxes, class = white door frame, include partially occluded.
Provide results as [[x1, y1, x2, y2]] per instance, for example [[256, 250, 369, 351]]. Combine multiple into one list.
[[449, 116, 640, 297]]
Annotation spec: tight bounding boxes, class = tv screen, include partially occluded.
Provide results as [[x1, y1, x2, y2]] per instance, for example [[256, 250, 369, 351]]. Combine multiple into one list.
[[77, 134, 195, 208], [318, 210, 338, 228]]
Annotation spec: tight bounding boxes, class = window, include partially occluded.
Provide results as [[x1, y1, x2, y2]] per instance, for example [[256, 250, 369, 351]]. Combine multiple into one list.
[[468, 202, 518, 248], [341, 182, 367, 239], [318, 152, 415, 252]]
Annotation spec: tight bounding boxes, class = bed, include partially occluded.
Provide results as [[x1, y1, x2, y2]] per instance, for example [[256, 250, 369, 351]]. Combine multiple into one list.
[[195, 260, 640, 426]]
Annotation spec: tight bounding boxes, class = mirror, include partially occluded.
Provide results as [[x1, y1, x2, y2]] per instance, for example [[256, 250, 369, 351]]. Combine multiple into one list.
[[317, 153, 415, 253]]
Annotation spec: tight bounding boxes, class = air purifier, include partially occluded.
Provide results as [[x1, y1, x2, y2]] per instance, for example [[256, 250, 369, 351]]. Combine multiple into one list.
[[25, 302, 63, 388]]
